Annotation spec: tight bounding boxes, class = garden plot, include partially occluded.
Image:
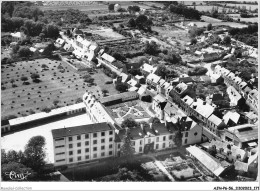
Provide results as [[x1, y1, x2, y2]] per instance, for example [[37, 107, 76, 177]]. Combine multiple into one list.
[[1, 59, 117, 118], [160, 157, 202, 181], [87, 27, 125, 40], [107, 101, 151, 123]]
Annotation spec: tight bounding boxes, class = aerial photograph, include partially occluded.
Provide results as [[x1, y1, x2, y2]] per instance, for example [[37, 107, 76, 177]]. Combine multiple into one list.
[[1, 0, 258, 186]]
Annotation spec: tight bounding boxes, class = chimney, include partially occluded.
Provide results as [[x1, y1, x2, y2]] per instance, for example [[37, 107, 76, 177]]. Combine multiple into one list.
[[149, 123, 153, 129], [203, 101, 206, 105]]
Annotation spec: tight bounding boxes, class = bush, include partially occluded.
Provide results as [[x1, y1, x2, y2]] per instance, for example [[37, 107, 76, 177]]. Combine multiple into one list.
[[41, 107, 51, 113], [188, 67, 208, 76], [105, 81, 113, 84]]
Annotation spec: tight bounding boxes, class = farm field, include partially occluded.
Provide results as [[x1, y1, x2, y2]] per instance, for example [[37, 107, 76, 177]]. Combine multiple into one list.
[[201, 15, 222, 23], [39, 1, 108, 12], [188, 5, 236, 13], [40, 1, 154, 13], [224, 3, 258, 11], [236, 17, 258, 22], [1, 58, 117, 118], [184, 21, 248, 28]]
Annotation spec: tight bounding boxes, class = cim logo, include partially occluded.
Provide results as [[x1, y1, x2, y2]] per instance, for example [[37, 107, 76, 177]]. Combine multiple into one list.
[[5, 171, 31, 181]]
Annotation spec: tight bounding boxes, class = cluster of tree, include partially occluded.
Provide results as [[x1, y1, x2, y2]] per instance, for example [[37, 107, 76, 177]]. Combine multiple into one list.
[[115, 83, 128, 93], [189, 27, 205, 38], [82, 74, 94, 84], [169, 4, 201, 20], [102, 66, 117, 79], [228, 24, 258, 48], [220, 60, 257, 81], [97, 13, 131, 21], [41, 9, 91, 27], [188, 67, 208, 76], [1, 136, 47, 181], [143, 41, 160, 56], [127, 5, 141, 13], [114, 26, 133, 38], [155, 65, 179, 79], [121, 118, 140, 129], [127, 15, 153, 32], [161, 51, 182, 65], [2, 16, 60, 40], [2, 2, 42, 20]]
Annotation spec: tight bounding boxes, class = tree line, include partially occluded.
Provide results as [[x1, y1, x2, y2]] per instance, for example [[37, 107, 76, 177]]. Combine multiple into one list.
[[1, 136, 49, 181], [169, 4, 202, 20]]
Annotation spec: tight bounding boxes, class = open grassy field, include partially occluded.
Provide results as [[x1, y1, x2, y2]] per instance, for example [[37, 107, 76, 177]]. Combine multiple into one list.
[[1, 58, 117, 118], [184, 21, 248, 28], [236, 17, 258, 22]]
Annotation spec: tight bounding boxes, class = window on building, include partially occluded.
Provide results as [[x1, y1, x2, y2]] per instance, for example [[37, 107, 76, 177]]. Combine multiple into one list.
[[185, 139, 187, 144], [69, 151, 73, 155], [69, 144, 73, 149], [77, 143, 81, 147], [101, 132, 105, 136], [69, 158, 73, 162], [132, 141, 135, 146], [194, 132, 198, 136], [156, 137, 159, 142], [109, 144, 113, 149], [156, 144, 159, 149], [140, 140, 142, 145], [85, 155, 89, 160], [55, 145, 65, 148], [77, 150, 81, 154], [85, 134, 89, 139], [56, 159, 65, 162], [101, 152, 105, 157], [109, 151, 113, 156], [69, 137, 72, 141], [109, 131, 113, 135], [93, 153, 97, 158], [93, 140, 97, 144], [163, 136, 166, 141], [181, 133, 183, 138], [55, 138, 64, 141], [169, 135, 173, 140], [85, 148, 89, 153], [162, 143, 165, 148], [139, 147, 142, 152], [101, 146, 105, 150], [85, 141, 89, 146], [109, 138, 113, 142], [77, 135, 81, 140], [78, 156, 81, 161], [118, 144, 121, 149], [185, 132, 188, 137], [148, 139, 151, 144], [93, 147, 97, 151], [101, 139, 105, 143], [93, 133, 97, 138], [56, 152, 65, 155]]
